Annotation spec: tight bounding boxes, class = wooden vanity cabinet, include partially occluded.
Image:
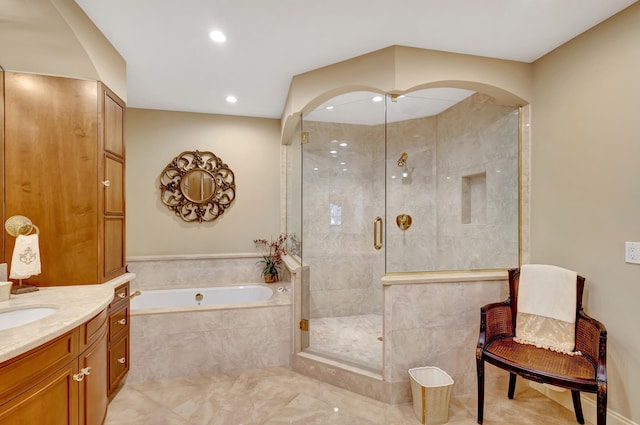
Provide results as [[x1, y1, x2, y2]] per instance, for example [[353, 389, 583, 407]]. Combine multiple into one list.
[[0, 309, 109, 425], [3, 72, 126, 286], [107, 282, 130, 399]]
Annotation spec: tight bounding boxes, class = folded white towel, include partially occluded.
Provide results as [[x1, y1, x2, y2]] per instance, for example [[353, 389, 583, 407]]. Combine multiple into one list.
[[515, 264, 578, 355], [518, 264, 577, 323], [9, 234, 42, 280]]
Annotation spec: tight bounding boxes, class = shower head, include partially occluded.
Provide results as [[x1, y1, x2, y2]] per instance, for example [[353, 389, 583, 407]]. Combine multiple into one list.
[[397, 152, 408, 167]]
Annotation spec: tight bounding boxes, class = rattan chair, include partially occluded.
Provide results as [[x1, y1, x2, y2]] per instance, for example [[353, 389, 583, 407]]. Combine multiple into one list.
[[476, 268, 607, 425]]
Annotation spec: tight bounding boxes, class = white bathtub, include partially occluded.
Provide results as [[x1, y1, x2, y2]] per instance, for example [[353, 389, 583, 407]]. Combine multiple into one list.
[[127, 283, 291, 383], [130, 284, 276, 313]]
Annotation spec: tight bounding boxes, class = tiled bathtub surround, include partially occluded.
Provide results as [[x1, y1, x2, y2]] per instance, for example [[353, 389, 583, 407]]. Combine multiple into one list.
[[126, 254, 292, 383], [128, 303, 292, 383], [126, 254, 284, 291]]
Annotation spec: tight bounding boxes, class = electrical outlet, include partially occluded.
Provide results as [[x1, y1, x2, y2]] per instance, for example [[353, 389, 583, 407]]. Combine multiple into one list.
[[625, 242, 640, 264]]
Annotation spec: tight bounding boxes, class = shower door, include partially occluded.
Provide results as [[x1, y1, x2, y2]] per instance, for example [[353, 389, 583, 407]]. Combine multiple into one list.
[[301, 91, 386, 370]]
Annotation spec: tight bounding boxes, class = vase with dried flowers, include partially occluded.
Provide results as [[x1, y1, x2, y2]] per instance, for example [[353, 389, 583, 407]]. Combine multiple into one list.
[[253, 233, 288, 283]]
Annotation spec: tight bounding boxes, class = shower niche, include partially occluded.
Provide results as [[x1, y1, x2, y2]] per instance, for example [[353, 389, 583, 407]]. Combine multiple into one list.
[[462, 172, 487, 225]]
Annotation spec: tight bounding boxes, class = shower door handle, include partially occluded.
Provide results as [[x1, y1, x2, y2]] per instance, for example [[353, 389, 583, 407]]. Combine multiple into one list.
[[373, 216, 383, 250]]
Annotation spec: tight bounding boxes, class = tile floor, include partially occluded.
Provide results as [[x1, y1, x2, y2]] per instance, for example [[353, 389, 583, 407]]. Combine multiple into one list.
[[309, 314, 383, 370], [105, 366, 586, 425]]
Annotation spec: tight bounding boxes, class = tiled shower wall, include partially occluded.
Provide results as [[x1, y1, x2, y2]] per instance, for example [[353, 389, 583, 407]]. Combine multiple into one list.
[[303, 93, 519, 318]]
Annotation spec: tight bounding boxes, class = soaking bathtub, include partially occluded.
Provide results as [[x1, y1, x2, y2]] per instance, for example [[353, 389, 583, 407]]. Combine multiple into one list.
[[127, 283, 292, 382], [130, 284, 277, 313]]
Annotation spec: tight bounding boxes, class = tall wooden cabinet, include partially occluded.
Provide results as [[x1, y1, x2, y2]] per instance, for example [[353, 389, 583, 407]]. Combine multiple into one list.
[[3, 72, 126, 285]]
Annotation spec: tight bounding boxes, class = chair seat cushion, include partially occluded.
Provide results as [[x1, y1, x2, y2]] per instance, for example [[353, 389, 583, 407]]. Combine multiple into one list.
[[486, 338, 596, 382]]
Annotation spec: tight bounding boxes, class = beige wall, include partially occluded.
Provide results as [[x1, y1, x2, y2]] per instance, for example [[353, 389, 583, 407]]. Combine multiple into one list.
[[126, 108, 282, 256], [531, 2, 640, 421], [0, 0, 126, 100]]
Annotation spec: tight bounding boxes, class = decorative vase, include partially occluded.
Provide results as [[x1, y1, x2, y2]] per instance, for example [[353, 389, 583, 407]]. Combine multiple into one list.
[[263, 273, 278, 283]]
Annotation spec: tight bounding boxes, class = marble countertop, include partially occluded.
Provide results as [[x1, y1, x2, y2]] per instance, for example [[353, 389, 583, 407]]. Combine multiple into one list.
[[0, 273, 135, 364]]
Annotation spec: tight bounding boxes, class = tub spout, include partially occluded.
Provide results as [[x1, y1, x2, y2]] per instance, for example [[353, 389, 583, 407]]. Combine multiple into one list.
[[130, 290, 141, 299], [397, 152, 408, 167]]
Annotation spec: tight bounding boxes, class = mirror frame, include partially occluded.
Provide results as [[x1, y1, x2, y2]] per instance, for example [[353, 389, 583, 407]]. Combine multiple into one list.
[[159, 150, 236, 222]]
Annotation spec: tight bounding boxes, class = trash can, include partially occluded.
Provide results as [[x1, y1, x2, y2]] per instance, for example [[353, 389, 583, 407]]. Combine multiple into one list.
[[409, 366, 454, 425]]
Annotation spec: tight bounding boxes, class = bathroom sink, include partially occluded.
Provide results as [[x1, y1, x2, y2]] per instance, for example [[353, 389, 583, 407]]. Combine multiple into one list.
[[0, 307, 58, 331]]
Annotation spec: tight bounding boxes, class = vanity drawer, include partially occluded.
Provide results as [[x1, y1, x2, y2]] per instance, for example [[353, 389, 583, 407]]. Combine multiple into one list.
[[0, 329, 78, 405], [109, 282, 129, 309], [80, 308, 108, 350], [108, 333, 129, 393], [108, 303, 129, 343]]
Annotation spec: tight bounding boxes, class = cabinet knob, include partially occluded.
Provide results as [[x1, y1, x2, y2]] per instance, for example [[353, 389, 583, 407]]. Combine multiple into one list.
[[102, 180, 111, 187], [117, 318, 127, 325], [117, 292, 126, 299], [117, 357, 126, 364], [73, 366, 92, 382]]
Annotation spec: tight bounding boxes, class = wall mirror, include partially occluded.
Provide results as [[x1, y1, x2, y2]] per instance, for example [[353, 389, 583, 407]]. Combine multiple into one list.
[[160, 150, 236, 222]]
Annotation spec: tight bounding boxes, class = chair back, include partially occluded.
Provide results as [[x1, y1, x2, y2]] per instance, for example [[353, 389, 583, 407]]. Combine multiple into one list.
[[508, 267, 585, 336]]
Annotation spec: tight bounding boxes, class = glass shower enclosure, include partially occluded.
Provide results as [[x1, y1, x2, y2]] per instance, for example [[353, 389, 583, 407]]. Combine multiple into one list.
[[294, 88, 520, 371]]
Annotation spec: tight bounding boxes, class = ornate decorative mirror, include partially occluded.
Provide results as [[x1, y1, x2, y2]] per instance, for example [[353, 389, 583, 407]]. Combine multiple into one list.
[[160, 150, 236, 222]]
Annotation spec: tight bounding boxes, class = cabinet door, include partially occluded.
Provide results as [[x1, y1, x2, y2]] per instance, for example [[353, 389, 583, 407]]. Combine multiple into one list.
[[108, 333, 129, 395], [4, 72, 99, 285], [100, 84, 126, 281], [0, 361, 79, 425], [0, 71, 4, 263], [78, 330, 108, 425]]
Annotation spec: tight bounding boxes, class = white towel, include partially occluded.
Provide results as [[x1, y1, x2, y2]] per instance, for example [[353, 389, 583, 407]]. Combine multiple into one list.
[[515, 264, 579, 355], [9, 234, 42, 280], [517, 264, 577, 323]]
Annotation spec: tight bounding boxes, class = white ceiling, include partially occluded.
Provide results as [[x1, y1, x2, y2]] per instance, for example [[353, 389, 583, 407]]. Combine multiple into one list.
[[74, 0, 636, 120]]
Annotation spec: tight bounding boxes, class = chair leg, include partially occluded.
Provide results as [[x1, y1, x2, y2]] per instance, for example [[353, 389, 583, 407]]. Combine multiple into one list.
[[476, 357, 484, 424], [597, 383, 607, 425], [571, 391, 585, 424], [508, 373, 517, 399]]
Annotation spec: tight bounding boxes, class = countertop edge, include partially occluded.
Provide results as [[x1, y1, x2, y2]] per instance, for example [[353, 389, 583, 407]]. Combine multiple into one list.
[[0, 273, 136, 364]]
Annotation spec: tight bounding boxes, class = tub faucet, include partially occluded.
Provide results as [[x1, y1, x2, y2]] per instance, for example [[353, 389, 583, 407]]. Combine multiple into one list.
[[397, 152, 408, 167], [130, 290, 141, 299]]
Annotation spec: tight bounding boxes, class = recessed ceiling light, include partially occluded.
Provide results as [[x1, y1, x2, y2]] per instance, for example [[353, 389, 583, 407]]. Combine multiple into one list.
[[209, 30, 226, 43], [339, 142, 348, 147], [372, 96, 383, 102], [329, 150, 337, 154], [225, 95, 237, 103]]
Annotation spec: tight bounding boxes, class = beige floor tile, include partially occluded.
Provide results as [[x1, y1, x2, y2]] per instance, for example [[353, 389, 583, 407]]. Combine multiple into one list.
[[106, 367, 588, 425]]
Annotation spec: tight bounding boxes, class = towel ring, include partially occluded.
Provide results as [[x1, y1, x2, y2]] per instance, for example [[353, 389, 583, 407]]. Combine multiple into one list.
[[4, 215, 40, 237]]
